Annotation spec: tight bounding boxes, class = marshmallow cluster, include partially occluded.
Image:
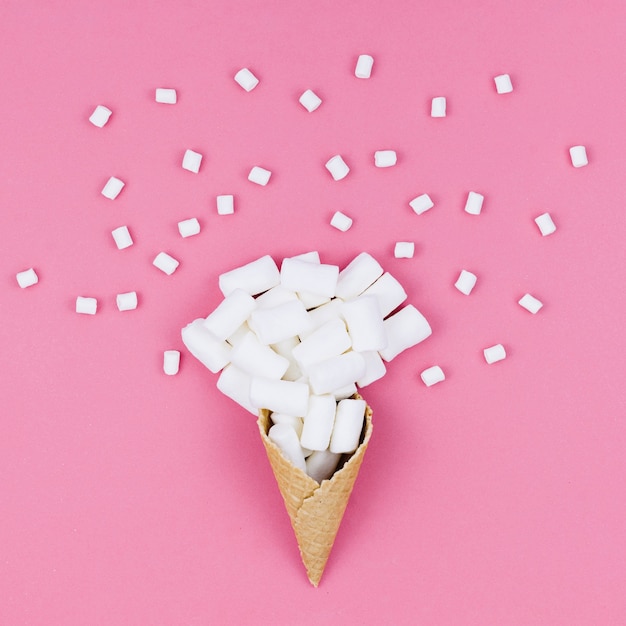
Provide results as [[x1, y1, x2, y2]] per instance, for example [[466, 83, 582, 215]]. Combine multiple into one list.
[[182, 251, 432, 482]]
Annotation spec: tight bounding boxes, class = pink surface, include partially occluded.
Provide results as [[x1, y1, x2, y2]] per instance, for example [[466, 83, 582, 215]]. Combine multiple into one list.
[[1, 1, 625, 624]]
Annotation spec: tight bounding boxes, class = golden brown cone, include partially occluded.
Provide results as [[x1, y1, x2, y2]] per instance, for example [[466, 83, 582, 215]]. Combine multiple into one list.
[[257, 398, 373, 587]]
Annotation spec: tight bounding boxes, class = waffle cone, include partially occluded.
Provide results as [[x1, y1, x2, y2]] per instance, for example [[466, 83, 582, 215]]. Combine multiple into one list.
[[257, 398, 373, 587]]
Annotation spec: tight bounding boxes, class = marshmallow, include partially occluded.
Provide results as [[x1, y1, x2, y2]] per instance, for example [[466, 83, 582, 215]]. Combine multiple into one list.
[[298, 290, 330, 310], [535, 212, 556, 236], [431, 97, 446, 117], [281, 257, 339, 298], [569, 145, 588, 168], [16, 268, 38, 288], [374, 150, 397, 167], [299, 298, 345, 339], [89, 105, 112, 127], [271, 413, 304, 437], [234, 68, 259, 92], [332, 383, 358, 401], [226, 323, 251, 347], [155, 88, 177, 104], [230, 331, 289, 379], [355, 54, 374, 79], [248, 166, 272, 186], [409, 193, 434, 215], [204, 289, 257, 340], [219, 255, 280, 297], [254, 285, 299, 310], [299, 89, 322, 112], [464, 191, 484, 215], [216, 195, 234, 215], [101, 176, 125, 200], [181, 319, 231, 373], [216, 364, 256, 415], [325, 155, 350, 181], [292, 318, 352, 372], [111, 225, 133, 249], [308, 352, 366, 395], [270, 336, 303, 381], [335, 252, 384, 300], [163, 350, 180, 375], [330, 211, 353, 231], [291, 251, 321, 263], [420, 365, 445, 386], [330, 398, 366, 454], [356, 350, 387, 387], [268, 424, 307, 473], [518, 293, 543, 314], [250, 377, 310, 417], [300, 394, 337, 451], [394, 242, 415, 258], [249, 299, 312, 344], [306, 449, 342, 483], [484, 343, 506, 364], [182, 149, 202, 173], [454, 270, 477, 295], [341, 296, 387, 352], [76, 296, 97, 315], [178, 218, 201, 238], [379, 305, 432, 361], [360, 272, 407, 318], [116, 291, 138, 311], [153, 252, 179, 275], [494, 74, 513, 94]]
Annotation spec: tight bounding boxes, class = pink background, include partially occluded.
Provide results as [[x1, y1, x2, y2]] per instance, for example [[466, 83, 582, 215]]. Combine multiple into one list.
[[1, 1, 625, 624]]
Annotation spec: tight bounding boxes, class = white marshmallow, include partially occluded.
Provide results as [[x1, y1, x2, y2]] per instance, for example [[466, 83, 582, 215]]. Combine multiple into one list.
[[306, 449, 342, 483], [216, 364, 256, 415], [76, 296, 97, 315], [153, 252, 179, 275], [299, 89, 322, 112], [494, 74, 513, 94], [163, 350, 181, 375], [291, 251, 321, 263], [250, 377, 310, 417], [356, 351, 387, 387], [420, 365, 445, 386], [409, 193, 434, 215], [216, 194, 234, 215], [431, 97, 446, 117], [281, 257, 339, 298], [379, 305, 432, 361], [484, 343, 506, 364], [454, 270, 477, 295], [335, 252, 384, 300], [111, 225, 133, 249], [270, 336, 303, 381], [248, 166, 272, 186], [330, 211, 353, 231], [355, 54, 374, 79], [249, 299, 312, 344], [332, 383, 358, 401], [182, 149, 202, 173], [299, 298, 345, 339], [16, 268, 38, 288], [569, 145, 588, 168], [374, 150, 397, 167], [116, 291, 138, 311], [325, 155, 350, 181], [219, 255, 280, 297], [298, 291, 330, 310], [292, 318, 352, 372], [226, 322, 251, 347], [203, 289, 257, 340], [271, 413, 304, 437], [178, 218, 200, 238], [234, 68, 259, 92], [341, 296, 387, 352], [330, 398, 366, 454], [89, 105, 112, 127], [254, 285, 299, 310], [300, 394, 337, 451], [268, 424, 307, 473], [535, 212, 556, 236], [155, 88, 177, 104], [230, 331, 289, 379], [181, 319, 231, 373], [360, 272, 407, 318], [394, 242, 414, 258], [464, 191, 484, 215], [308, 352, 366, 395], [518, 293, 543, 314], [101, 176, 125, 200]]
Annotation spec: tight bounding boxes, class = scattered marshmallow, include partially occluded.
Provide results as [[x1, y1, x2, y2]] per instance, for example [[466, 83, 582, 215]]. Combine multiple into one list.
[[464, 191, 484, 215], [248, 166, 272, 186], [101, 176, 125, 200], [431, 97, 446, 117], [76, 296, 97, 315], [409, 194, 434, 215], [300, 394, 337, 451], [360, 272, 407, 318], [111, 225, 133, 249], [379, 305, 432, 361], [306, 449, 342, 483], [484, 343, 506, 364], [281, 257, 339, 298], [342, 296, 387, 352], [494, 74, 513, 94], [250, 377, 310, 417], [335, 252, 384, 300], [153, 252, 180, 275], [155, 88, 177, 104], [89, 105, 112, 128], [299, 89, 322, 112], [182, 149, 202, 173], [355, 54, 374, 78], [163, 350, 181, 375], [454, 270, 477, 295], [178, 218, 201, 238], [16, 268, 38, 288], [374, 150, 397, 168], [204, 289, 257, 340], [569, 145, 588, 168], [216, 195, 234, 215], [234, 68, 259, 92], [116, 291, 138, 311], [420, 365, 445, 387], [268, 423, 307, 473], [219, 255, 280, 297], [325, 155, 350, 181], [518, 293, 543, 314], [308, 352, 366, 396], [394, 242, 414, 258], [330, 211, 353, 231], [535, 212, 556, 236], [329, 398, 366, 454], [181, 319, 231, 373]]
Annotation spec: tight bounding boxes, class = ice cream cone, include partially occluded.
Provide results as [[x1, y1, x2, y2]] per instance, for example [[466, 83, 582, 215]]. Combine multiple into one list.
[[257, 397, 373, 586]]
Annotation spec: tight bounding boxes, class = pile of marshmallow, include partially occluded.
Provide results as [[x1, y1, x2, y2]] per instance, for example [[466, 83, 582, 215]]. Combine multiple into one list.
[[181, 251, 431, 482]]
